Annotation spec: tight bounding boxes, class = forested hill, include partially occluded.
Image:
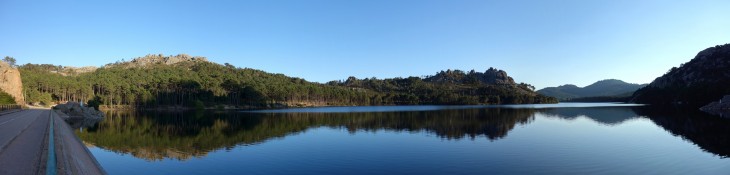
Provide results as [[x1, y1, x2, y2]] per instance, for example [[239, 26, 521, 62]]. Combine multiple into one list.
[[537, 79, 646, 101], [19, 54, 557, 109], [631, 44, 730, 108], [331, 68, 555, 104]]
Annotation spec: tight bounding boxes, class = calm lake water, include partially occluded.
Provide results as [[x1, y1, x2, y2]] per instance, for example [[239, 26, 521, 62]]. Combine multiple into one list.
[[74, 103, 730, 174]]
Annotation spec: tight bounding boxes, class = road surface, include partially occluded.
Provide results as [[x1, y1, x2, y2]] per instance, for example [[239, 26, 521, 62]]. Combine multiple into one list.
[[0, 109, 105, 175]]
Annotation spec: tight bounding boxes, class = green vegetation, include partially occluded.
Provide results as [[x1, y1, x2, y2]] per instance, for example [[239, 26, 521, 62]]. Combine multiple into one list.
[[19, 54, 556, 108], [0, 91, 15, 105], [329, 68, 557, 105], [20, 55, 379, 108]]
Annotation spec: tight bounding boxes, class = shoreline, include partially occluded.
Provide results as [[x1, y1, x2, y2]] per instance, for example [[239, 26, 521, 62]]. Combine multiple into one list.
[[96, 102, 649, 112]]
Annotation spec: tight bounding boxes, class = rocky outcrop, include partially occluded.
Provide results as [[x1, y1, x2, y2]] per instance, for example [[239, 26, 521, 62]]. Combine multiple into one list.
[[700, 95, 730, 117], [0, 61, 25, 104], [425, 67, 516, 85], [483, 67, 516, 85], [53, 102, 104, 120], [105, 54, 208, 68]]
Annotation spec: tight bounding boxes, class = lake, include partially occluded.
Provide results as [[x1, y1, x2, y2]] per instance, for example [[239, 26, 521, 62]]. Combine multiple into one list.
[[74, 103, 730, 174]]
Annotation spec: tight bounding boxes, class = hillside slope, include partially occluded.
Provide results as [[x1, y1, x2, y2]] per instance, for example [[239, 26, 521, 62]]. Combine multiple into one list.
[[19, 54, 556, 109], [537, 79, 646, 100], [630, 43, 730, 108]]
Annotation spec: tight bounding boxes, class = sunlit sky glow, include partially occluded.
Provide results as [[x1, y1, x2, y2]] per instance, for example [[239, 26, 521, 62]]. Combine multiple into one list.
[[1, 0, 729, 89]]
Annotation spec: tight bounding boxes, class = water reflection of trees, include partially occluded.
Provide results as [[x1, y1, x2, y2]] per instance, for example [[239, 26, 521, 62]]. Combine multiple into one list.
[[76, 106, 730, 161], [76, 108, 537, 161]]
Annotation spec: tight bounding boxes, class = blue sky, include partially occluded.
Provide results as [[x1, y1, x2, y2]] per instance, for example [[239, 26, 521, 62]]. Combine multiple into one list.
[[1, 0, 729, 89]]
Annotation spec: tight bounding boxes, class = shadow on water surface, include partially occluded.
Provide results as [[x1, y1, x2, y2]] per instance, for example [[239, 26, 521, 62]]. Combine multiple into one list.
[[634, 107, 730, 158], [76, 105, 730, 161]]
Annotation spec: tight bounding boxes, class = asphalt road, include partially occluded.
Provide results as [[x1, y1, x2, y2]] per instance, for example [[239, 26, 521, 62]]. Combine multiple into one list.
[[0, 109, 49, 174], [0, 109, 105, 175]]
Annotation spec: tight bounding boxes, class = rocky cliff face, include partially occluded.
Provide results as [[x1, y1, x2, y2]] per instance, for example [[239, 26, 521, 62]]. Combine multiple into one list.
[[0, 61, 25, 105], [630, 43, 730, 107]]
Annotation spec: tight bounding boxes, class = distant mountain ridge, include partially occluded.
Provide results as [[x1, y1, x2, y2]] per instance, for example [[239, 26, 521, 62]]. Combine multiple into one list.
[[631, 43, 730, 108], [537, 79, 647, 100]]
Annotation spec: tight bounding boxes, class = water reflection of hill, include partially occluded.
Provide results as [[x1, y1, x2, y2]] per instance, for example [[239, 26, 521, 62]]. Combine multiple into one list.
[[76, 106, 730, 161], [539, 107, 640, 125], [77, 108, 537, 161], [542, 106, 730, 157], [634, 107, 730, 158]]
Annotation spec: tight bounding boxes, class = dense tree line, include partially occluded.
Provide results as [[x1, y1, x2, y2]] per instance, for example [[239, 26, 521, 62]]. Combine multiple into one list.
[[21, 61, 376, 108], [20, 54, 556, 109]]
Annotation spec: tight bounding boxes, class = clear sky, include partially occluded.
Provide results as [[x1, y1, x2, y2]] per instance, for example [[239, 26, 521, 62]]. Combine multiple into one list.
[[1, 0, 729, 89]]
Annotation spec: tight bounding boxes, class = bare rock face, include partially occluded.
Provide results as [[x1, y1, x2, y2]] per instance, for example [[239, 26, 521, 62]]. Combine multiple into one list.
[[105, 54, 208, 68], [483, 67, 516, 85], [54, 102, 104, 120], [0, 61, 25, 104]]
